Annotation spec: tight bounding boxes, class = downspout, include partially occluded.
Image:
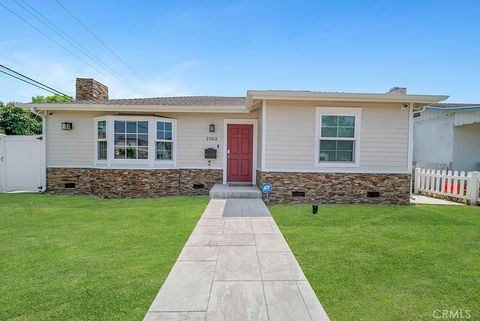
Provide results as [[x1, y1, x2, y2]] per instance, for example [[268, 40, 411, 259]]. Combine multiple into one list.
[[30, 107, 47, 192]]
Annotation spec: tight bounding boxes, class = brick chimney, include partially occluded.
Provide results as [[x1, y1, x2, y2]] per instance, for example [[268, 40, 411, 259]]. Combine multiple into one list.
[[386, 86, 407, 95], [75, 78, 109, 101]]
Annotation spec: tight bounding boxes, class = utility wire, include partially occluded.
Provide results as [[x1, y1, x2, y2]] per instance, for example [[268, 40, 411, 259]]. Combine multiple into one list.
[[0, 69, 61, 96], [0, 64, 69, 96], [54, 0, 150, 86], [14, 0, 125, 84], [0, 64, 72, 97], [0, 2, 119, 85]]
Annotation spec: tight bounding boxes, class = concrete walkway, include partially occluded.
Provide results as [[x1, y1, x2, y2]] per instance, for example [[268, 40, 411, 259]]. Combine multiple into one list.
[[410, 194, 464, 205], [144, 198, 330, 321]]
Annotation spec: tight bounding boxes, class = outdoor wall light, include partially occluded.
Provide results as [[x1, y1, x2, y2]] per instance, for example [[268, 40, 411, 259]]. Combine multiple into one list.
[[61, 122, 73, 130], [209, 123, 215, 132]]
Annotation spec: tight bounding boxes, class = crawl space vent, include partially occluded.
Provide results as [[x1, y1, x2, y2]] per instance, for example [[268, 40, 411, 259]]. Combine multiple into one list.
[[292, 191, 306, 197], [193, 184, 205, 189], [64, 182, 76, 189], [367, 191, 380, 197]]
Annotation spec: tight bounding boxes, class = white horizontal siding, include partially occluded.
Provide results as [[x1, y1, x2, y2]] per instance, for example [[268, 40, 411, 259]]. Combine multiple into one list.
[[416, 110, 480, 126], [47, 111, 102, 167], [264, 101, 410, 172], [265, 105, 315, 170], [414, 110, 452, 122], [46, 111, 256, 168], [454, 110, 480, 126], [172, 113, 256, 168], [47, 103, 411, 173]]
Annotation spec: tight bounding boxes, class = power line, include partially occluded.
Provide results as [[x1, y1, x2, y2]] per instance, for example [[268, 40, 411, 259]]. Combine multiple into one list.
[[0, 64, 69, 96], [54, 0, 150, 86], [0, 69, 61, 96], [0, 64, 72, 97], [14, 0, 124, 83], [13, 0, 125, 84], [0, 2, 119, 86]]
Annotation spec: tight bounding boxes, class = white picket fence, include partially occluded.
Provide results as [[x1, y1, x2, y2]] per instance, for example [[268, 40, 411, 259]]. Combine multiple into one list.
[[414, 168, 480, 205]]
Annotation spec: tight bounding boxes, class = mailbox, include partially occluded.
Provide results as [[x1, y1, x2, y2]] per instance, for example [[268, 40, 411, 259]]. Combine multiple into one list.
[[204, 148, 217, 159]]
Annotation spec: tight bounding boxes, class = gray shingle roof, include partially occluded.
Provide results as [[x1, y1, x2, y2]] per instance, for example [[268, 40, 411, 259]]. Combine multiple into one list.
[[56, 96, 246, 106]]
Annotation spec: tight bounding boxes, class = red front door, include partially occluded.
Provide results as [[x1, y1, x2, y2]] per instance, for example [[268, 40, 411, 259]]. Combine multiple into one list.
[[227, 124, 253, 183]]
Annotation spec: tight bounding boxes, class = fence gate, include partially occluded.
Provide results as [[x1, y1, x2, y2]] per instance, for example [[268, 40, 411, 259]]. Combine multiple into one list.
[[0, 135, 45, 192]]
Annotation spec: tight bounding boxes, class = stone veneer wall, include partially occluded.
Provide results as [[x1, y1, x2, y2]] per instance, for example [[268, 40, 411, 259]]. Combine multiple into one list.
[[47, 168, 92, 194], [256, 170, 411, 204], [47, 168, 223, 198]]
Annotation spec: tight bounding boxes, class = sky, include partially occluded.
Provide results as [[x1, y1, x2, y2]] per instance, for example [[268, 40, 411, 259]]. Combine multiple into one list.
[[0, 0, 479, 103]]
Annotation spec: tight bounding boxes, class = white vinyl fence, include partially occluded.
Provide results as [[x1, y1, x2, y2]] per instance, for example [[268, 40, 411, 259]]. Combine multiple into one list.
[[414, 168, 480, 205], [0, 135, 45, 192]]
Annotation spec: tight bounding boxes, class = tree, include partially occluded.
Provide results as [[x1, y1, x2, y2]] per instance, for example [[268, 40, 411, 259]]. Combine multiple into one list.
[[31, 94, 72, 103], [0, 95, 71, 135], [0, 102, 42, 135]]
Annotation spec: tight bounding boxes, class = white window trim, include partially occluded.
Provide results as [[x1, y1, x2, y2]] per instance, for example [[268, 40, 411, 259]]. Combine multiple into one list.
[[155, 120, 174, 161], [314, 107, 362, 168], [93, 115, 177, 168]]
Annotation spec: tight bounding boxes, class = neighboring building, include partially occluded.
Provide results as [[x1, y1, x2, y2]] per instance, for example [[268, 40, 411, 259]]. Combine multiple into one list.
[[413, 103, 480, 171], [22, 79, 447, 204]]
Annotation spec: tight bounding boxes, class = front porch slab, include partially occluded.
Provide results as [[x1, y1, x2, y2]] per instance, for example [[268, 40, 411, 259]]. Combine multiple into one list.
[[209, 183, 262, 199]]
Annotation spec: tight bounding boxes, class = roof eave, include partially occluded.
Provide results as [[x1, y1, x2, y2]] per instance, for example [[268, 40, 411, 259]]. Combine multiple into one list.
[[19, 103, 250, 113], [246, 91, 448, 104]]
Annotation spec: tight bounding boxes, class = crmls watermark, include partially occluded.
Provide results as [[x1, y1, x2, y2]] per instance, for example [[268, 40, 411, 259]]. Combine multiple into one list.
[[433, 310, 471, 319]]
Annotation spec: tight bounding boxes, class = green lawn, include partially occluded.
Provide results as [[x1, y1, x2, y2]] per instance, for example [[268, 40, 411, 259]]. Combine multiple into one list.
[[269, 204, 480, 321], [0, 194, 208, 321]]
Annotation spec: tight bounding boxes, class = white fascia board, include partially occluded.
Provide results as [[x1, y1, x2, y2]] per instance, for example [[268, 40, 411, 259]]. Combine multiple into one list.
[[246, 91, 449, 104]]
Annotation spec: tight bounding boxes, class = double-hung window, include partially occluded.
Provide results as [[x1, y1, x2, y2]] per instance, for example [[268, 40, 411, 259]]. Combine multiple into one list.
[[97, 120, 107, 160], [156, 121, 173, 160], [315, 107, 361, 167]]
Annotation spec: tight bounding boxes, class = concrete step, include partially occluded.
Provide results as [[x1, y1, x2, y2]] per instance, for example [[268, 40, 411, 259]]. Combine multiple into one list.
[[209, 183, 262, 199]]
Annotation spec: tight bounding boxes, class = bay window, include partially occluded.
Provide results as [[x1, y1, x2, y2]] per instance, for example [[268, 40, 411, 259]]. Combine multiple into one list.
[[94, 116, 176, 166], [315, 107, 361, 167]]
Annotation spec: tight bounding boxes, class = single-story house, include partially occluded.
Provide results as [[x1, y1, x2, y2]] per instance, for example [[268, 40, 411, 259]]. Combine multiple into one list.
[[413, 103, 480, 171], [22, 79, 447, 204]]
